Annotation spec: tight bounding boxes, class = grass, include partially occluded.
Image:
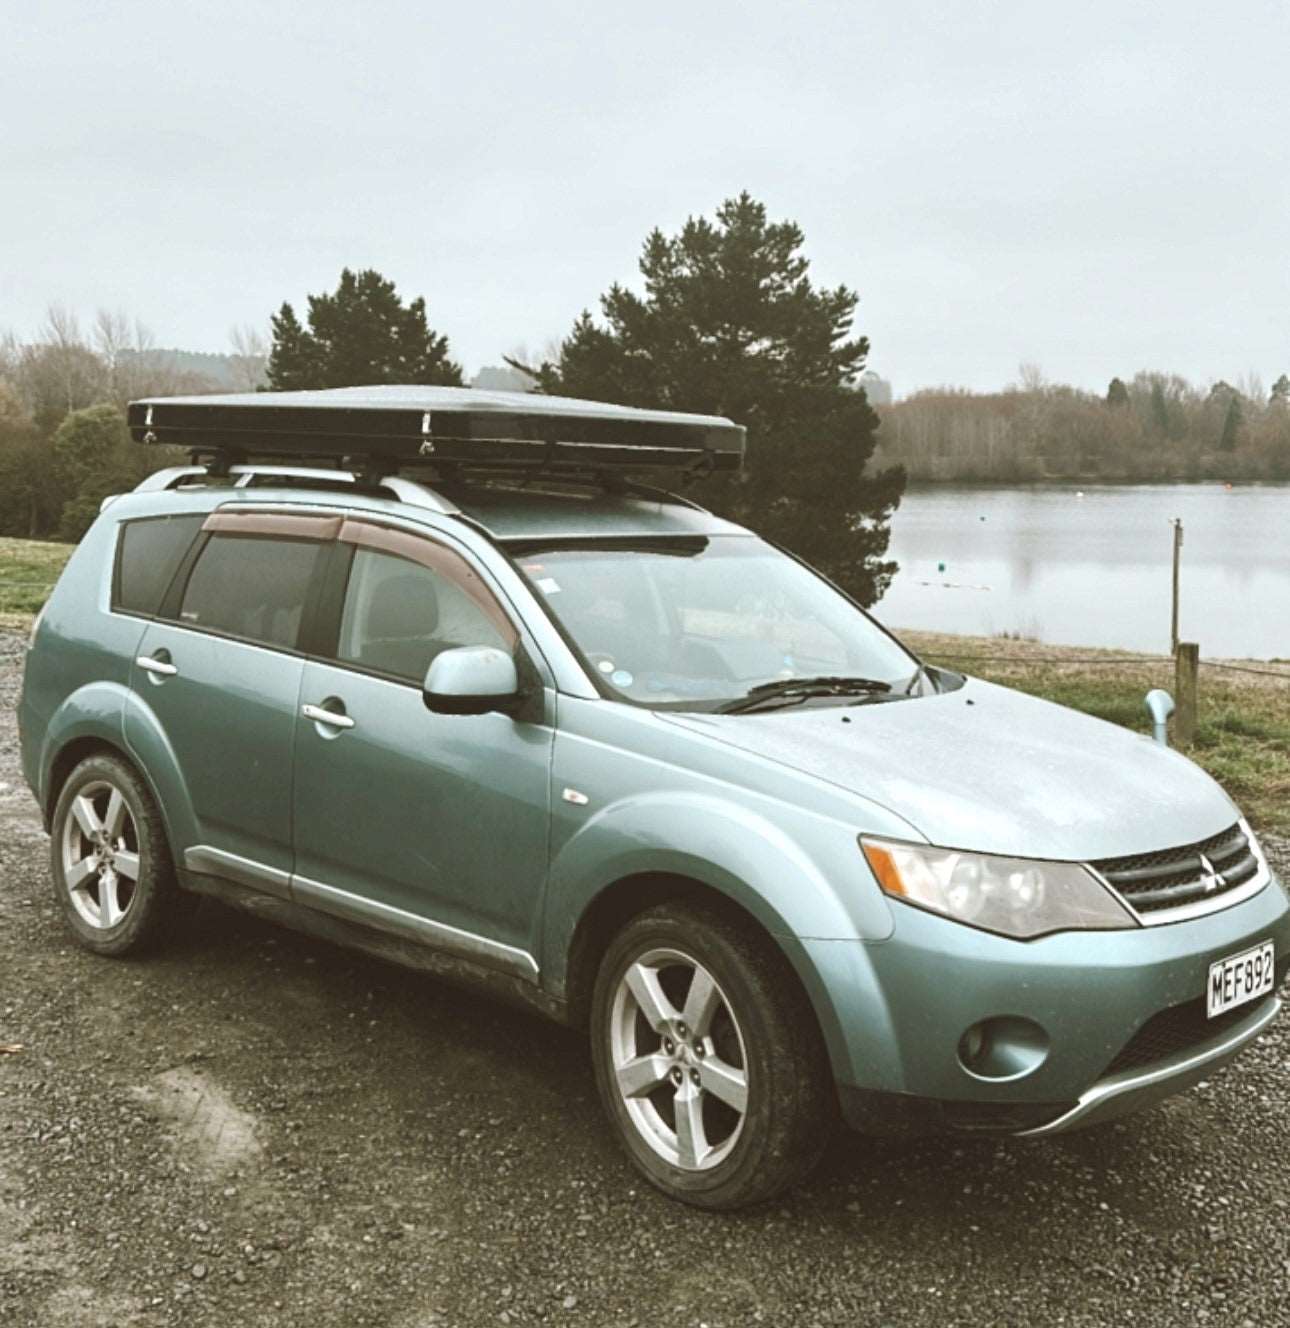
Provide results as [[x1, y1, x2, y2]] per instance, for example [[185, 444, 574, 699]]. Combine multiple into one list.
[[0, 537, 73, 630], [0, 537, 1285, 834], [902, 630, 1290, 837]]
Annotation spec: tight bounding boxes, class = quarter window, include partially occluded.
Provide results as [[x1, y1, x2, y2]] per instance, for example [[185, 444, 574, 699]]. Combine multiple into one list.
[[176, 535, 322, 649], [336, 545, 512, 683], [113, 514, 205, 616]]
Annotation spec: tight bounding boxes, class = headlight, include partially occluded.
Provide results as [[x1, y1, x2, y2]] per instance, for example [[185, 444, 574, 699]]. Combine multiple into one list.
[[860, 837, 1137, 939]]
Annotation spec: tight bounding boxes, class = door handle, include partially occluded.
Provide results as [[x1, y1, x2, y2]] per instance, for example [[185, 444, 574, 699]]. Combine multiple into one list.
[[302, 702, 356, 730], [136, 653, 178, 677]]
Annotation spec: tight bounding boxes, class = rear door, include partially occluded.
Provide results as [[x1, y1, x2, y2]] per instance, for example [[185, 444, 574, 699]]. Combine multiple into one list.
[[289, 518, 554, 975], [125, 510, 337, 891]]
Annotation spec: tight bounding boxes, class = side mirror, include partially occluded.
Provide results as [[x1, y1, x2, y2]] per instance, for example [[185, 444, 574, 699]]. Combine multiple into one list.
[[423, 646, 522, 716]]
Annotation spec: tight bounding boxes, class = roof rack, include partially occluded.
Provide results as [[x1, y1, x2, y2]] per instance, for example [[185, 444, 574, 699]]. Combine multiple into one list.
[[132, 459, 713, 519], [127, 386, 745, 478]]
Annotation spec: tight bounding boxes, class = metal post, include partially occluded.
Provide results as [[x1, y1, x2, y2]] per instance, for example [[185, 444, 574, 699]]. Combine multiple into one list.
[[1170, 519, 1183, 654], [1175, 642, 1199, 747], [1144, 689, 1175, 746]]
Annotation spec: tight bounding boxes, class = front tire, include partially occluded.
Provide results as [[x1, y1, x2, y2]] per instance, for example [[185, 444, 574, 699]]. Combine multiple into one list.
[[49, 754, 189, 956], [591, 900, 833, 1209]]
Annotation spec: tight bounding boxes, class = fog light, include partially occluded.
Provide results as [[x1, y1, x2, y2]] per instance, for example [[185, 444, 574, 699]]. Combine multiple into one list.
[[957, 1017, 1049, 1081]]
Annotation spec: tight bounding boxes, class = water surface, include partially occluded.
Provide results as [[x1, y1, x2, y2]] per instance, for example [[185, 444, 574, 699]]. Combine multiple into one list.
[[873, 483, 1289, 659]]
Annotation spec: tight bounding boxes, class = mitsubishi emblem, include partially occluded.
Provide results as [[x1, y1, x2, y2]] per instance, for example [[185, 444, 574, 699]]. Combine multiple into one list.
[[1198, 853, 1221, 893]]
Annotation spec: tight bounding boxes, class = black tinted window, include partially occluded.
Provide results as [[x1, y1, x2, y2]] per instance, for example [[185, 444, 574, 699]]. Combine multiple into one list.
[[113, 515, 204, 615], [177, 535, 321, 649]]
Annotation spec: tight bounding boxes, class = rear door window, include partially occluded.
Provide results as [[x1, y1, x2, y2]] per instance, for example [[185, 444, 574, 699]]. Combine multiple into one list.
[[112, 514, 205, 616], [175, 534, 324, 650]]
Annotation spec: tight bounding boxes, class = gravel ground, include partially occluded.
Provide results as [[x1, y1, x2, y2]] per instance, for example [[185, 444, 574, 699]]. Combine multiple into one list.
[[3, 629, 1290, 1328]]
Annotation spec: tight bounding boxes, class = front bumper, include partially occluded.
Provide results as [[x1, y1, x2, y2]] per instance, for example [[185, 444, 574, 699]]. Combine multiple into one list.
[[1019, 992, 1280, 1135], [807, 870, 1290, 1134]]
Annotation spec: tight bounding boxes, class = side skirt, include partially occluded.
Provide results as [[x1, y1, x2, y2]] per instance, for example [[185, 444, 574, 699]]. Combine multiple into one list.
[[180, 870, 570, 1027]]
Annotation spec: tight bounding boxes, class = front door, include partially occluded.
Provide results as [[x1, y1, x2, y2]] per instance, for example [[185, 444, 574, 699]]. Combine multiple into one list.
[[289, 519, 553, 976]]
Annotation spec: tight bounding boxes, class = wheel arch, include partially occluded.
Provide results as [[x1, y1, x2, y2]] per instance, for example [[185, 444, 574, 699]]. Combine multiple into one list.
[[45, 735, 132, 827], [559, 870, 853, 1090], [43, 720, 185, 867]]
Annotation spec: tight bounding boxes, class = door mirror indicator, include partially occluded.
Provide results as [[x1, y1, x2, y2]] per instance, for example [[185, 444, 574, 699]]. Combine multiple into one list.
[[423, 646, 522, 716]]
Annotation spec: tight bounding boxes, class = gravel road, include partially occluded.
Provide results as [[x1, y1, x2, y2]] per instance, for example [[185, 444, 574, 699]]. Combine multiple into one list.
[[3, 628, 1290, 1328]]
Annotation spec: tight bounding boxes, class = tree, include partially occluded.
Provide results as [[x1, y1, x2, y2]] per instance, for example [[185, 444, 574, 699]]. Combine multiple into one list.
[[0, 386, 60, 538], [1218, 394, 1242, 453], [50, 405, 163, 540], [265, 268, 462, 390], [1150, 381, 1171, 435], [1270, 373, 1290, 408], [1106, 376, 1130, 408], [228, 324, 269, 391], [524, 193, 905, 606]]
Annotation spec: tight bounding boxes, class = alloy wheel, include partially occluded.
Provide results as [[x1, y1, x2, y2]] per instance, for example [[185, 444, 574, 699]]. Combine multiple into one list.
[[609, 947, 749, 1171], [60, 779, 140, 930]]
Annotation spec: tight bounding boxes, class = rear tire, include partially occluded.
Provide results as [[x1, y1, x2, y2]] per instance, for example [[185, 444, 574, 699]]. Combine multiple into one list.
[[49, 754, 191, 956], [590, 899, 833, 1209]]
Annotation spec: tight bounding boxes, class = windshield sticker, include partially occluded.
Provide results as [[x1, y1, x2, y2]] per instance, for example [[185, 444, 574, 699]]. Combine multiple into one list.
[[536, 577, 561, 594], [611, 669, 634, 688]]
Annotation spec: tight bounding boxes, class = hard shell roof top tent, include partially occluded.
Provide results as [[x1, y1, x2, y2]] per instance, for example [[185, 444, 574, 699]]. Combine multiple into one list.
[[126, 385, 745, 482]]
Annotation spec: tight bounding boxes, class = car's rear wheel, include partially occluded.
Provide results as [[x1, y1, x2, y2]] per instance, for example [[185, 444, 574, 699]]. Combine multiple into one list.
[[50, 754, 190, 956], [591, 899, 833, 1209]]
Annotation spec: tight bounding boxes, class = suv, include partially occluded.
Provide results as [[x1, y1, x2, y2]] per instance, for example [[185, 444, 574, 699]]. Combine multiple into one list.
[[18, 386, 1288, 1209]]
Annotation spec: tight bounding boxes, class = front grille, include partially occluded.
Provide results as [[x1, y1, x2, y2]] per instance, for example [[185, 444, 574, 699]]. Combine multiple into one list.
[[1102, 956, 1289, 1078], [1092, 823, 1262, 916]]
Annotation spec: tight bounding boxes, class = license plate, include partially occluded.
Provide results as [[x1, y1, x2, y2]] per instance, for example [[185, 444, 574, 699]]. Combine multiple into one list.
[[1207, 940, 1275, 1018]]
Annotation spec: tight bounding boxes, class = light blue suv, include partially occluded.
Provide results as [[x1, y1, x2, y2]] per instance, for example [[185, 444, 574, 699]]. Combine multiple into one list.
[[18, 387, 1288, 1209]]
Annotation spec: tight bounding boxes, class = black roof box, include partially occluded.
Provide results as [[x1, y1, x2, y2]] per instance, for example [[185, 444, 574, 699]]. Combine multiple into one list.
[[127, 386, 744, 475]]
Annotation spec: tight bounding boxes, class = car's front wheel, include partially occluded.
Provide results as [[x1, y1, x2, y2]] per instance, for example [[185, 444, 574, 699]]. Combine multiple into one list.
[[591, 899, 833, 1209]]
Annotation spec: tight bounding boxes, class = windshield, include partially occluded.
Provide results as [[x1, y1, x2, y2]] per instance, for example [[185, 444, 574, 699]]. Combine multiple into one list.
[[512, 535, 919, 710]]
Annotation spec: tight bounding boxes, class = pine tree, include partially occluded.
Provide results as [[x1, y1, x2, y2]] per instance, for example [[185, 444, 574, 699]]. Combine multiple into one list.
[[1218, 395, 1242, 452], [265, 268, 462, 390], [523, 194, 905, 606], [1105, 377, 1130, 408], [1270, 373, 1290, 407], [1150, 381, 1171, 435]]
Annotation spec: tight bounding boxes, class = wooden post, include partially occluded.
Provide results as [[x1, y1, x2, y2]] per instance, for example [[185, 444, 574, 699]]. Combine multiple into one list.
[[1170, 518, 1183, 654], [1175, 641, 1199, 747]]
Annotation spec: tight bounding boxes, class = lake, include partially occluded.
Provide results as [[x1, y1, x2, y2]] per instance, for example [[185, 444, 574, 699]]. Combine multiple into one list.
[[873, 483, 1290, 659]]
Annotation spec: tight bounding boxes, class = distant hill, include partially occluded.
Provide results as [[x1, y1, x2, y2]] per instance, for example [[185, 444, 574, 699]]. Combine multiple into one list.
[[122, 348, 244, 389]]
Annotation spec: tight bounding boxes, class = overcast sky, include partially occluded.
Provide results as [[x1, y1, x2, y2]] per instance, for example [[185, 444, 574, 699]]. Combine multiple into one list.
[[3, 1, 1287, 395]]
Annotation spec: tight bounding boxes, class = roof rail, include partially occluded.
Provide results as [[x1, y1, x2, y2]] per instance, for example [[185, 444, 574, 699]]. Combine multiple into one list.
[[133, 463, 460, 515]]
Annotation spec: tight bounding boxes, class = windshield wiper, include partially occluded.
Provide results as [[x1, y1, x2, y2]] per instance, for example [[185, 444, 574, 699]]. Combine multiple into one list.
[[717, 675, 892, 714]]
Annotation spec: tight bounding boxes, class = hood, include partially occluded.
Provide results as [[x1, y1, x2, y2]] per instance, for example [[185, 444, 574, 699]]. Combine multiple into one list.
[[658, 678, 1237, 861]]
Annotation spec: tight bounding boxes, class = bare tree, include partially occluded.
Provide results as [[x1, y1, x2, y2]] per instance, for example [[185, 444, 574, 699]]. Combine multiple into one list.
[[1236, 371, 1266, 407], [497, 339, 563, 391], [39, 306, 102, 414], [94, 309, 180, 402], [228, 323, 269, 391], [0, 329, 21, 386], [1012, 361, 1048, 394]]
